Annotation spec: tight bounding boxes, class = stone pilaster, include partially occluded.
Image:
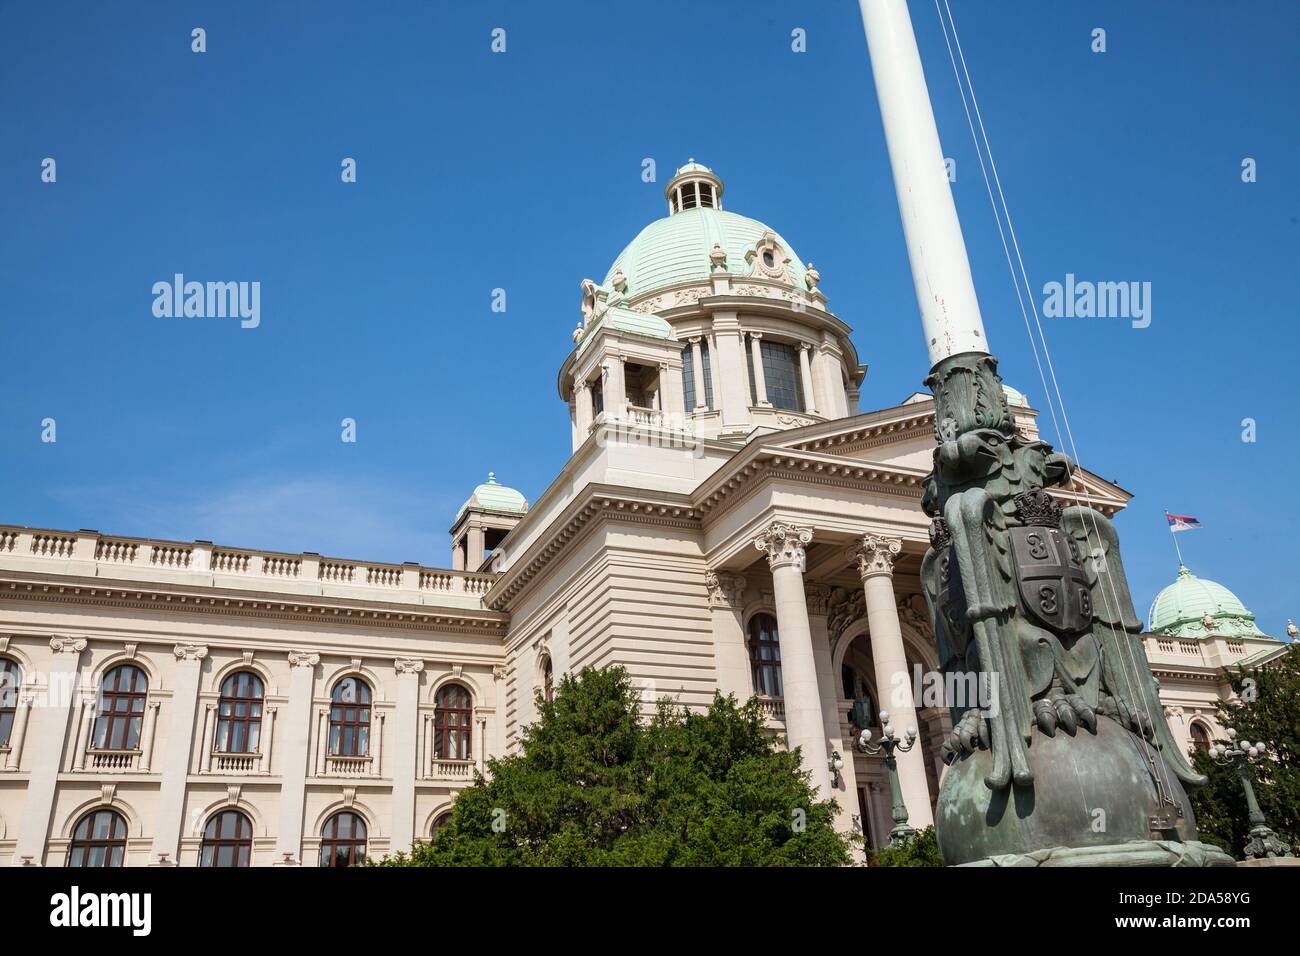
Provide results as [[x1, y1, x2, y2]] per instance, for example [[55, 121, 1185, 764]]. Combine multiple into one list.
[[13, 637, 85, 864], [705, 570, 749, 699], [390, 658, 424, 854], [149, 643, 208, 865], [274, 650, 319, 865]]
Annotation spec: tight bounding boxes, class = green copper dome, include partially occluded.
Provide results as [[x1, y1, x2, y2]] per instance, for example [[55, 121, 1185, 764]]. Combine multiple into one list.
[[456, 473, 528, 521], [1148, 566, 1266, 638], [604, 207, 806, 301]]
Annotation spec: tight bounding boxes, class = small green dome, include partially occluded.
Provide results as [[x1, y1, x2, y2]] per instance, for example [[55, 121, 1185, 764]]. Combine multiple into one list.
[[1148, 566, 1265, 638], [1002, 384, 1027, 407], [604, 207, 806, 301], [456, 473, 528, 521]]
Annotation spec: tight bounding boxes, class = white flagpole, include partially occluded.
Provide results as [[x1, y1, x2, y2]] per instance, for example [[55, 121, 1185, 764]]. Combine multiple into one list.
[[1164, 510, 1185, 568]]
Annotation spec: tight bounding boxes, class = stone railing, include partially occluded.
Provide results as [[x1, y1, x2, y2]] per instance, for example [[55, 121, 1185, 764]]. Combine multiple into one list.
[[755, 695, 786, 722], [429, 758, 475, 781], [0, 526, 499, 605], [324, 754, 374, 778], [211, 751, 264, 774]]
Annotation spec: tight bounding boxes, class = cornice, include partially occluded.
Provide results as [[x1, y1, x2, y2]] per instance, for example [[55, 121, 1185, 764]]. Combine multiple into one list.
[[0, 573, 508, 637]]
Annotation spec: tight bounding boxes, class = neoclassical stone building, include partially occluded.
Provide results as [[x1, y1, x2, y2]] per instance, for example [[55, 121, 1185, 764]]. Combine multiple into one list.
[[0, 162, 1289, 866]]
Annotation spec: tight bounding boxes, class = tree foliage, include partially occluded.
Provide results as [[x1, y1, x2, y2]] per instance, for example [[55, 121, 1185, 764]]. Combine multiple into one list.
[[869, 825, 942, 867], [1188, 644, 1300, 858], [372, 665, 851, 866]]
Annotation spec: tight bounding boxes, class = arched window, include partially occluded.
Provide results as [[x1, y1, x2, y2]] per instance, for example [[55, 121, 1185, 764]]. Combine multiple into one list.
[[215, 671, 264, 754], [200, 810, 253, 867], [0, 658, 21, 748], [1190, 722, 1211, 752], [94, 665, 148, 751], [747, 614, 783, 697], [434, 683, 473, 760], [329, 677, 371, 757], [67, 809, 128, 868], [319, 811, 367, 867], [431, 812, 452, 840], [541, 657, 554, 705]]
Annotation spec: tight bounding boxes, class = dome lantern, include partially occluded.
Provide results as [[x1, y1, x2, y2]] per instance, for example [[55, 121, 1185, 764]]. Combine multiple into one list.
[[664, 159, 724, 214]]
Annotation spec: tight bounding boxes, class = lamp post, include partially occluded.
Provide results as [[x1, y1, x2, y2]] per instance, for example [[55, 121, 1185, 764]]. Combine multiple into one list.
[[1208, 728, 1294, 860], [857, 709, 919, 844]]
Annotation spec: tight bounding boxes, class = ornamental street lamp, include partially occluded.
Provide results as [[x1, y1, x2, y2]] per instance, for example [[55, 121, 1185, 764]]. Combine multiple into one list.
[[1208, 728, 1294, 860], [856, 709, 919, 844]]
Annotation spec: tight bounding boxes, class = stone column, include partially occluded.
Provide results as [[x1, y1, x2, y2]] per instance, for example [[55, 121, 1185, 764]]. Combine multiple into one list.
[[798, 343, 819, 414], [315, 708, 329, 776], [705, 570, 750, 699], [689, 337, 708, 411], [475, 714, 487, 773], [753, 522, 830, 797], [576, 380, 594, 435], [262, 705, 277, 772], [139, 700, 161, 772], [855, 534, 934, 828], [74, 698, 95, 770], [150, 643, 208, 865], [604, 355, 626, 418], [451, 539, 465, 571], [201, 703, 216, 772], [466, 525, 485, 572], [274, 651, 319, 865], [5, 694, 32, 770], [390, 659, 423, 854], [748, 332, 771, 406], [13, 637, 85, 864]]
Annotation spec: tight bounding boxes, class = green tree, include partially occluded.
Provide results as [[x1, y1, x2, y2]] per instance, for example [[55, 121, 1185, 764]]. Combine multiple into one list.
[[372, 665, 851, 866], [869, 825, 941, 867], [1188, 644, 1300, 858]]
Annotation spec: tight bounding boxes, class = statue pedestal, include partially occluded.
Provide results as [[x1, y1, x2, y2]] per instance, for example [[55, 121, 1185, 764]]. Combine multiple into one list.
[[936, 716, 1234, 867]]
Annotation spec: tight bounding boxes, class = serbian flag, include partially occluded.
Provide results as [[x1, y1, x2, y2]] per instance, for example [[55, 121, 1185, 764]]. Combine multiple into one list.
[[1167, 514, 1202, 533]]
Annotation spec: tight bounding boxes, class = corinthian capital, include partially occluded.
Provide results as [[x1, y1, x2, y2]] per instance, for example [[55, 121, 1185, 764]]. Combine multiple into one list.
[[173, 643, 209, 661], [754, 522, 813, 573], [856, 534, 902, 579], [704, 570, 747, 609], [49, 636, 87, 655]]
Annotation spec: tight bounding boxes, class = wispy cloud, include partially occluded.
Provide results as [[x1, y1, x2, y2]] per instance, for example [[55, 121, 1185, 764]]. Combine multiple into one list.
[[48, 475, 457, 567]]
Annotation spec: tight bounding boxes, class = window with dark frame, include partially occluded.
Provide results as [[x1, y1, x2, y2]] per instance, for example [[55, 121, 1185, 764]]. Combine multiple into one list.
[[758, 339, 804, 412], [747, 613, 783, 698], [200, 809, 253, 867], [66, 809, 128, 868], [434, 683, 473, 760], [93, 664, 148, 751], [682, 340, 714, 411], [0, 658, 20, 748], [1190, 723, 1211, 751], [329, 676, 371, 757], [215, 671, 264, 754], [319, 811, 367, 867]]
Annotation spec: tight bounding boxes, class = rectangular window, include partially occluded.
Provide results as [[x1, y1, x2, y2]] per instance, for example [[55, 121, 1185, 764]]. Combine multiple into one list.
[[759, 340, 804, 412], [681, 341, 714, 410]]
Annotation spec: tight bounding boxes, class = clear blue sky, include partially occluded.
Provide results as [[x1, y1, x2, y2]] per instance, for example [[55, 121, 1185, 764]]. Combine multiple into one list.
[[2, 1, 1297, 634]]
